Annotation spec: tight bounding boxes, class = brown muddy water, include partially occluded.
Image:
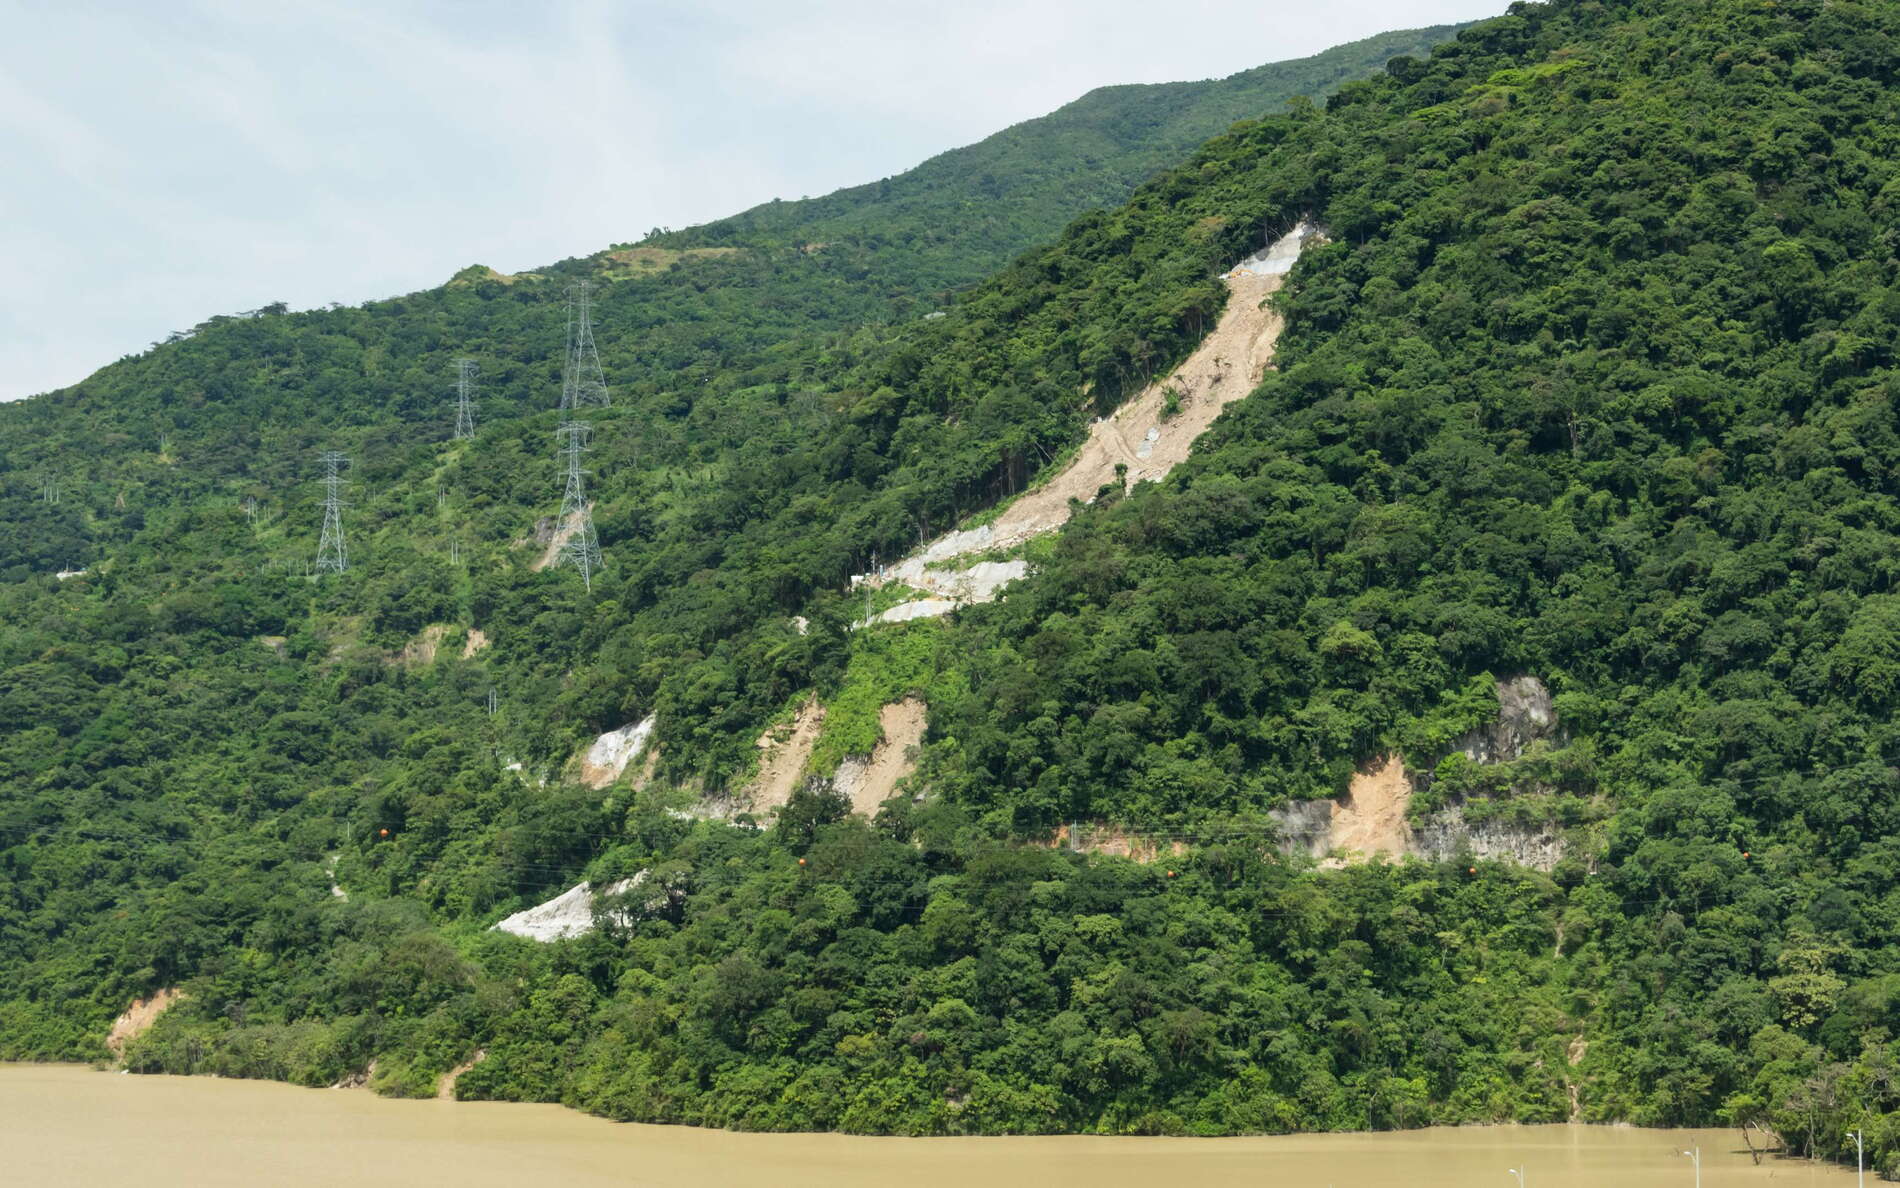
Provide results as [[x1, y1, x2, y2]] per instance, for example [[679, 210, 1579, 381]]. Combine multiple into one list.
[[0, 1063, 1858, 1187]]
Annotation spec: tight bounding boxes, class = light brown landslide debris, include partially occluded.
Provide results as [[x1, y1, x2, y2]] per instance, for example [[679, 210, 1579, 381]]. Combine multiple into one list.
[[748, 697, 826, 813], [1327, 753, 1415, 863], [1268, 676, 1569, 870], [831, 698, 927, 815], [532, 503, 592, 571], [437, 1050, 486, 1100], [395, 624, 450, 667], [106, 987, 181, 1059], [858, 222, 1318, 622]]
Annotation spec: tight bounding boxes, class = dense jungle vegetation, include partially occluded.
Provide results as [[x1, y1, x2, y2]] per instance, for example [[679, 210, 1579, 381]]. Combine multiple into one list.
[[2, 0, 1899, 1175]]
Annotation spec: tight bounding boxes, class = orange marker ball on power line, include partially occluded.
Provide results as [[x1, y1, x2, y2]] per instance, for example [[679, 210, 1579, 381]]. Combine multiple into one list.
[[797, 857, 806, 866], [1468, 866, 1476, 874], [379, 828, 389, 837]]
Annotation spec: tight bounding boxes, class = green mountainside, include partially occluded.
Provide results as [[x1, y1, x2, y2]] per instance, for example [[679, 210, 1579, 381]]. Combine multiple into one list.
[[4, 1, 1900, 1171]]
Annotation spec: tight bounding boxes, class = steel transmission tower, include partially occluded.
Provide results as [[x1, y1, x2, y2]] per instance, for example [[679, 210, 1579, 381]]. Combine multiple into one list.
[[314, 451, 350, 574], [558, 282, 610, 411], [552, 421, 603, 589], [452, 358, 478, 440]]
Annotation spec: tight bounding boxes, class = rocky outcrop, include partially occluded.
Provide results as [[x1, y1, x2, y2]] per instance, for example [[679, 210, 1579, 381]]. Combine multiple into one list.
[[1270, 676, 1570, 871], [578, 715, 655, 789], [1269, 799, 1334, 860], [1450, 674, 1561, 764], [1411, 812, 1565, 868]]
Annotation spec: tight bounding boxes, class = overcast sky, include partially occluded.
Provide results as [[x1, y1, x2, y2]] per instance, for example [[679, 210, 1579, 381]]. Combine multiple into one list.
[[0, 0, 1503, 402]]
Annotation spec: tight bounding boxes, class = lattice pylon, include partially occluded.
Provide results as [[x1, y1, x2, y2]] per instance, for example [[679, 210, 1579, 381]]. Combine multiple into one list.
[[315, 451, 349, 574], [553, 420, 602, 589], [558, 282, 610, 412], [453, 358, 478, 440]]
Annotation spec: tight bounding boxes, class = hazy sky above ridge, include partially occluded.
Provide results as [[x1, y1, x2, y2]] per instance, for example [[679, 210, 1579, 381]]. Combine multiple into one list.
[[0, 0, 1504, 401]]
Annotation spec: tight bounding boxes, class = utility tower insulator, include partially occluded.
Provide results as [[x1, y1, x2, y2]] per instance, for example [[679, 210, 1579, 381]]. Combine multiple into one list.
[[314, 451, 350, 574], [558, 282, 611, 411], [453, 358, 478, 440], [552, 419, 603, 589]]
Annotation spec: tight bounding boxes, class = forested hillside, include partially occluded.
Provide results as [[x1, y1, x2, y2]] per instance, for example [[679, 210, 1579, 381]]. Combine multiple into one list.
[[664, 23, 1466, 287], [3, 0, 1899, 1175]]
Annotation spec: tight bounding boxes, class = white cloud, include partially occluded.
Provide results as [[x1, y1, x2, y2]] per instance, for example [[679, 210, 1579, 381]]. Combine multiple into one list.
[[0, 0, 1502, 401]]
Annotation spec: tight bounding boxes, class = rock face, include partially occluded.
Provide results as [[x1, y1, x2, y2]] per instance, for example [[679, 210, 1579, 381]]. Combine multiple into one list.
[[1270, 675, 1569, 871], [578, 715, 655, 789], [1452, 674, 1560, 764], [1411, 813, 1565, 868], [1269, 799, 1334, 860]]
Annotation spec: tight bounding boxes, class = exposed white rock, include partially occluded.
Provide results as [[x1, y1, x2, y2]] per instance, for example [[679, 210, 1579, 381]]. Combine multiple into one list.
[[1453, 675, 1559, 763], [860, 560, 1031, 626], [864, 597, 957, 626], [1412, 813, 1566, 869], [1226, 219, 1323, 277], [580, 714, 655, 788], [55, 568, 88, 581], [492, 874, 647, 942]]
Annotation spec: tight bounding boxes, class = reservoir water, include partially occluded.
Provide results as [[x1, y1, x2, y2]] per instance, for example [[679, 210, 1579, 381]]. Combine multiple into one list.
[[0, 1063, 1858, 1187]]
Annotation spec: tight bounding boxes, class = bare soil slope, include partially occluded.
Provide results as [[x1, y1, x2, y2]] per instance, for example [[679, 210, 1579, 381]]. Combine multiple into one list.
[[862, 223, 1316, 617], [107, 987, 181, 1058], [747, 697, 826, 813], [833, 698, 927, 815], [1327, 753, 1414, 862]]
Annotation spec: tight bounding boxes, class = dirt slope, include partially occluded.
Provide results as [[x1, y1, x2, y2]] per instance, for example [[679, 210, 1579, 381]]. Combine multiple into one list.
[[859, 223, 1317, 619], [832, 698, 927, 815], [107, 987, 181, 1058], [533, 503, 592, 571], [747, 697, 826, 812], [1327, 753, 1414, 862]]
